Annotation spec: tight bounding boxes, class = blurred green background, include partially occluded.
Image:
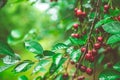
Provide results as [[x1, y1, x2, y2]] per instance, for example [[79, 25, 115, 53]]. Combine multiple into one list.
[[0, 0, 75, 80]]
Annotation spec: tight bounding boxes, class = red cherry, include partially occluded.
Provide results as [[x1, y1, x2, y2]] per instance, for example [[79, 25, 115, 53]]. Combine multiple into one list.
[[73, 23, 79, 29], [63, 73, 68, 78], [70, 60, 75, 65], [77, 76, 85, 80], [82, 12, 86, 17], [92, 48, 97, 56], [104, 4, 109, 10], [107, 62, 113, 68], [105, 46, 112, 52], [74, 33, 80, 38], [89, 56, 95, 62], [85, 53, 92, 60], [94, 43, 101, 49], [88, 50, 92, 54], [97, 36, 103, 42], [81, 47, 86, 53], [80, 65, 87, 72], [117, 16, 120, 21], [86, 68, 93, 75], [71, 33, 79, 38], [76, 9, 83, 16]]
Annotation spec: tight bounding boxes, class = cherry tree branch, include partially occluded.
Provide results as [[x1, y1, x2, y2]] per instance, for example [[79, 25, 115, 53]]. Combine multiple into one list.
[[72, 0, 100, 79]]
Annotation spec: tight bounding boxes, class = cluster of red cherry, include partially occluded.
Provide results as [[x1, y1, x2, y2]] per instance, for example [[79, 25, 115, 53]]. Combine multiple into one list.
[[71, 23, 86, 38]]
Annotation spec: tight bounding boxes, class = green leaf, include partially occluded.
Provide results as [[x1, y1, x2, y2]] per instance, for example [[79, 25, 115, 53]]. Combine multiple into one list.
[[109, 9, 120, 17], [35, 50, 55, 60], [53, 53, 62, 66], [3, 54, 20, 64], [0, 64, 13, 72], [69, 37, 86, 45], [55, 74, 69, 80], [49, 66, 64, 79], [107, 34, 120, 44], [52, 43, 68, 51], [99, 69, 120, 80], [49, 55, 67, 74], [58, 58, 67, 67], [33, 59, 51, 74], [70, 49, 81, 62], [34, 76, 43, 80], [0, 41, 14, 56], [18, 75, 28, 80], [95, 17, 113, 28], [25, 40, 43, 54], [13, 60, 34, 73], [102, 21, 120, 34], [97, 54, 105, 64], [55, 74, 63, 80], [43, 50, 55, 56], [113, 62, 120, 73]]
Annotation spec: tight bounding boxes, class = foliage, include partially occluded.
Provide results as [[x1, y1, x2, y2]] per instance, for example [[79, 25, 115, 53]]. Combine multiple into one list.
[[0, 0, 120, 80]]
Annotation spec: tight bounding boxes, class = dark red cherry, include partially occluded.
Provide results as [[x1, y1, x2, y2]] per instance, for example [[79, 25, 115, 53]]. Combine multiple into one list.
[[86, 68, 93, 75]]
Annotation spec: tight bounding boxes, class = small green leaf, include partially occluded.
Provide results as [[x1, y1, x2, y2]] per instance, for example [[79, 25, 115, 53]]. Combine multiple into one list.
[[102, 21, 120, 34], [35, 50, 55, 60], [107, 34, 120, 44], [25, 40, 43, 54], [43, 50, 55, 56], [0, 41, 14, 56], [0, 64, 13, 72], [49, 56, 67, 74], [18, 75, 28, 80], [69, 37, 86, 45], [99, 69, 120, 80], [13, 60, 34, 73], [3, 54, 20, 64], [95, 17, 113, 28], [11, 29, 22, 39], [113, 62, 120, 73], [33, 59, 51, 74], [52, 43, 68, 51], [49, 66, 64, 79], [97, 54, 105, 64], [55, 74, 63, 80], [70, 49, 81, 62]]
